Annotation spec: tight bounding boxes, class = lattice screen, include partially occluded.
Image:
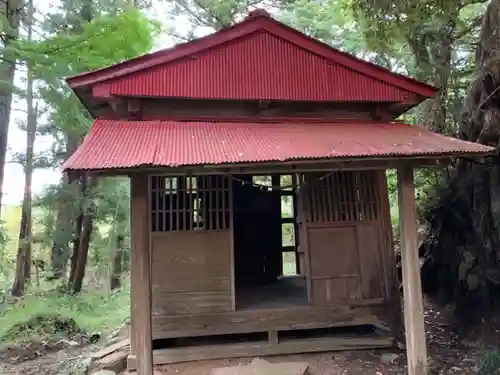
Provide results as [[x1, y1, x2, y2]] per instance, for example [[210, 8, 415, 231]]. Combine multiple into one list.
[[299, 171, 380, 223], [150, 175, 231, 232]]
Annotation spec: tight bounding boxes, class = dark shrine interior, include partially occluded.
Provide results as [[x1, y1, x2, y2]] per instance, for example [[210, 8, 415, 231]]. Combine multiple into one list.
[[231, 174, 308, 311]]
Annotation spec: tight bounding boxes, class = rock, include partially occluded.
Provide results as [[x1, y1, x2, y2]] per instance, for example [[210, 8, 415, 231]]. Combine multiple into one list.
[[212, 358, 309, 375], [316, 368, 342, 375], [380, 353, 399, 364], [92, 370, 116, 375]]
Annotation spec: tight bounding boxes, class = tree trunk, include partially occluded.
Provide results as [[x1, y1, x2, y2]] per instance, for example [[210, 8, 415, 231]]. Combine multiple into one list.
[[0, 0, 23, 218], [68, 211, 93, 293], [420, 0, 500, 324], [49, 202, 71, 279], [110, 233, 125, 290], [50, 158, 79, 280], [407, 8, 458, 135], [49, 0, 95, 280], [48, 191, 73, 280], [68, 192, 85, 286], [68, 175, 94, 293], [11, 0, 35, 296]]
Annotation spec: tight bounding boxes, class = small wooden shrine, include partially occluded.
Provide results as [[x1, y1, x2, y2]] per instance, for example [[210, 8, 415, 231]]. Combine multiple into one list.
[[63, 9, 494, 375]]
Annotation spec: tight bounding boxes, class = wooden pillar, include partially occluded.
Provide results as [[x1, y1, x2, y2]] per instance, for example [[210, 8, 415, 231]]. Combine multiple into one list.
[[397, 166, 427, 375], [130, 173, 153, 375], [377, 171, 403, 339]]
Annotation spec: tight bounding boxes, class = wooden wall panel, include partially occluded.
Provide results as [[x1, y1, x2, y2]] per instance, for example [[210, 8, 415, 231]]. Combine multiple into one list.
[[153, 291, 231, 315], [311, 277, 361, 304], [298, 170, 392, 307], [140, 98, 387, 120], [151, 230, 232, 315], [308, 226, 359, 278], [356, 223, 385, 299]]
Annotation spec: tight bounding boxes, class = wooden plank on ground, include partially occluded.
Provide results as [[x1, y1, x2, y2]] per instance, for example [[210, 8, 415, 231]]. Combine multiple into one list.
[[90, 339, 130, 360], [127, 335, 393, 368], [93, 348, 129, 374]]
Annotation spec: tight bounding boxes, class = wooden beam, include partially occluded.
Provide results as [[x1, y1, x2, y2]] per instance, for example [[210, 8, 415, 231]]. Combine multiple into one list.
[[397, 166, 427, 375], [74, 157, 454, 178], [130, 173, 153, 375]]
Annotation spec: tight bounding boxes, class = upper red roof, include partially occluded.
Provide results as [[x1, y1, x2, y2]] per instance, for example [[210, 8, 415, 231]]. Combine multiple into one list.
[[67, 10, 436, 104], [62, 118, 494, 171]]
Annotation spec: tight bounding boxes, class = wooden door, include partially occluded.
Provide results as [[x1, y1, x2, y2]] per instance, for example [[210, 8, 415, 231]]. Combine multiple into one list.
[[307, 222, 384, 305], [308, 224, 361, 304]]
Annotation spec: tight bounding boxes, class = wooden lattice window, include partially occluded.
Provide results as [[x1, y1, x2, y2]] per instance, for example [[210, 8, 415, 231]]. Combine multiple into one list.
[[299, 171, 380, 223], [150, 175, 230, 232]]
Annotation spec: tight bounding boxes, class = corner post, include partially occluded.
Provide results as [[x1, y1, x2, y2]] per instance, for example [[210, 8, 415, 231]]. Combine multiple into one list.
[[130, 173, 153, 375], [397, 166, 427, 375]]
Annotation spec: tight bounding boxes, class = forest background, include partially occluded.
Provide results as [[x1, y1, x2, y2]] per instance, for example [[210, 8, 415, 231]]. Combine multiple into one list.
[[0, 0, 499, 370]]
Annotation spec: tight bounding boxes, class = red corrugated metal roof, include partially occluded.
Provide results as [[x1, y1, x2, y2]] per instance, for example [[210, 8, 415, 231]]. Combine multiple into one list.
[[66, 11, 436, 102], [62, 119, 494, 171], [94, 32, 411, 101]]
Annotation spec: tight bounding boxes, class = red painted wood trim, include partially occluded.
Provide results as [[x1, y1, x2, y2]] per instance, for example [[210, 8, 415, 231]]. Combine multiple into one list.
[[92, 83, 111, 98]]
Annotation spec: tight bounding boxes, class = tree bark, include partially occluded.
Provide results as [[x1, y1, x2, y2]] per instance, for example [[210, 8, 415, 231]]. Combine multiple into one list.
[[49, 202, 71, 279], [11, 0, 35, 297], [68, 183, 85, 286], [0, 0, 23, 218], [110, 233, 125, 291], [420, 0, 500, 323], [50, 150, 79, 280], [68, 175, 95, 293], [68, 211, 93, 293], [407, 7, 458, 135]]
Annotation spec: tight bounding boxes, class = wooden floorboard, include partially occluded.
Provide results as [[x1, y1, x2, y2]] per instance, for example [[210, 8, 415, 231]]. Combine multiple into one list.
[[127, 335, 394, 368]]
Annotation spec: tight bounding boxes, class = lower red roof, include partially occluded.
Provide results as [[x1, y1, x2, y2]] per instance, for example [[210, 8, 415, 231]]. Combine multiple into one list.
[[62, 119, 494, 171]]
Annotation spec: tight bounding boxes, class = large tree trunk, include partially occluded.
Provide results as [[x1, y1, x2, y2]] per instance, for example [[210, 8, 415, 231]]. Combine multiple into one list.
[[407, 6, 458, 134], [68, 211, 93, 293], [110, 233, 125, 291], [420, 0, 500, 323], [68, 175, 94, 293], [50, 147, 79, 280], [49, 202, 71, 279], [11, 1, 35, 297], [0, 0, 23, 218], [68, 184, 85, 285]]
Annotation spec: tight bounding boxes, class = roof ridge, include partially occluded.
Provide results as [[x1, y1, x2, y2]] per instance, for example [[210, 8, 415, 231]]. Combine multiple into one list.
[[98, 117, 405, 124]]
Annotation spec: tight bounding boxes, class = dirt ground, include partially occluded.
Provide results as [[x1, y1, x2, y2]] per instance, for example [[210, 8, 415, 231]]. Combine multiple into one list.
[[0, 300, 496, 375]]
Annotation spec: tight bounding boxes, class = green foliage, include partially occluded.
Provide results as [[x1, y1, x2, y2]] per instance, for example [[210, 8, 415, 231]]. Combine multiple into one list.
[[283, 0, 367, 55], [23, 8, 161, 78], [0, 283, 130, 344], [2, 314, 81, 342], [479, 349, 500, 375]]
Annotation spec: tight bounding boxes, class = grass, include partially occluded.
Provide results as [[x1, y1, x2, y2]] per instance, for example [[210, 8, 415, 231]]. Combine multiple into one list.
[[480, 349, 500, 375], [0, 282, 131, 346]]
